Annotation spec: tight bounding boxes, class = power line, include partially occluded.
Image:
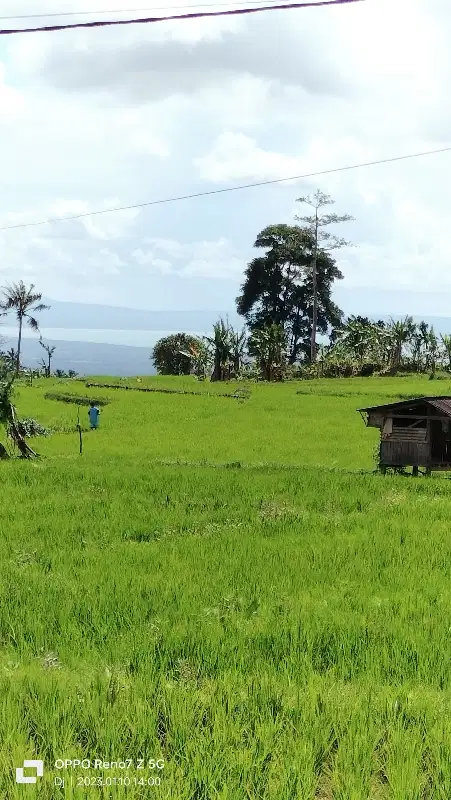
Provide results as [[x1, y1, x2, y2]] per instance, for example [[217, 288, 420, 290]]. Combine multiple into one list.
[[0, 0, 318, 21], [0, 0, 364, 36], [1, 145, 450, 234]]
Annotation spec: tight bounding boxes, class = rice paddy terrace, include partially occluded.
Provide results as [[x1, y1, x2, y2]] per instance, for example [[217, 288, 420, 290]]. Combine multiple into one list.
[[3, 374, 451, 798]]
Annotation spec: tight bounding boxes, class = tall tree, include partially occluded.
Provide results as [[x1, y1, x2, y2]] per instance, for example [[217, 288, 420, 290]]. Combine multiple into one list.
[[295, 191, 354, 362], [236, 224, 343, 364], [1, 282, 49, 374]]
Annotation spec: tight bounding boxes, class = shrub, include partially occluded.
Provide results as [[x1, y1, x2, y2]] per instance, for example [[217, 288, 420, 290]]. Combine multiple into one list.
[[231, 388, 252, 402], [152, 333, 204, 375], [44, 393, 110, 406]]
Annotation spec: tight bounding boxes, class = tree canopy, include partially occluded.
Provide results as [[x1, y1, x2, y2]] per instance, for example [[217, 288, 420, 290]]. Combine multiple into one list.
[[236, 224, 344, 363], [152, 333, 204, 375]]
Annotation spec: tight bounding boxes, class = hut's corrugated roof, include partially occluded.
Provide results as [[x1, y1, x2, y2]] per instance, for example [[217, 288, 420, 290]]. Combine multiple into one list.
[[358, 396, 451, 416], [425, 398, 451, 415]]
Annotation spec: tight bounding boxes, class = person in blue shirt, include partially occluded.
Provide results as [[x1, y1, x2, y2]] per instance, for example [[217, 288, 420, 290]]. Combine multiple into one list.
[[88, 403, 100, 430]]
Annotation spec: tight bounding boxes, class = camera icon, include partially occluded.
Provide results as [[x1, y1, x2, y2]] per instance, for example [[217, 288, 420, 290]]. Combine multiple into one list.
[[15, 760, 44, 784]]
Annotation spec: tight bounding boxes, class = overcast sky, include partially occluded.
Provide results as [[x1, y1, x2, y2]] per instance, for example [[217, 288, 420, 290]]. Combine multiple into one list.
[[1, 0, 450, 316]]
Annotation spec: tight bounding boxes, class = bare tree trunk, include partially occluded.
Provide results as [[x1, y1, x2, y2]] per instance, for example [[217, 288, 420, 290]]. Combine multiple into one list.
[[8, 403, 39, 458], [211, 353, 221, 382], [16, 317, 23, 374], [310, 209, 319, 364]]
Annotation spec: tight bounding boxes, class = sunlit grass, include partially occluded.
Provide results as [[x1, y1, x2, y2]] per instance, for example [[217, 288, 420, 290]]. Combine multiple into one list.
[[1, 375, 451, 797]]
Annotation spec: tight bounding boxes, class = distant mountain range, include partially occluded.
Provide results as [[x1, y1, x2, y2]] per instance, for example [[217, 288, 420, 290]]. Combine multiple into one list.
[[37, 300, 243, 332], [5, 298, 450, 335]]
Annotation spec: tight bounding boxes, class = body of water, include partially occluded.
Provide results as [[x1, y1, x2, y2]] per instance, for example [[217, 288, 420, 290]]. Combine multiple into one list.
[[0, 328, 210, 348], [0, 328, 213, 377]]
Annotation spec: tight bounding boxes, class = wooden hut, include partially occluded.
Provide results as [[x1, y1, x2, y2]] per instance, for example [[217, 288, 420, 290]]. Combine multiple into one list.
[[358, 396, 451, 474]]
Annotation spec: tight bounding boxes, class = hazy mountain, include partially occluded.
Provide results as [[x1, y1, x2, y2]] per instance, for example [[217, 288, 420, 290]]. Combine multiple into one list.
[[37, 300, 243, 332], [35, 300, 451, 335]]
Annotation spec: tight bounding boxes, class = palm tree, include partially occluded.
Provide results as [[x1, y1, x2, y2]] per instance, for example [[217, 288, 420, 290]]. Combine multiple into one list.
[[204, 318, 233, 382], [1, 282, 49, 373]]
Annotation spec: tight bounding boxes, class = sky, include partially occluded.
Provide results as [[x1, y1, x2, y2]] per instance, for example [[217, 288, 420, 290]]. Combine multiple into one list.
[[0, 0, 451, 318]]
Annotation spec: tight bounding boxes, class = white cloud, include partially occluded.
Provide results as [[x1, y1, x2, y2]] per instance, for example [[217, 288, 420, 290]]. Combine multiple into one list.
[[0, 63, 23, 118], [1, 0, 451, 317], [131, 248, 173, 273], [194, 132, 377, 186], [134, 237, 243, 279]]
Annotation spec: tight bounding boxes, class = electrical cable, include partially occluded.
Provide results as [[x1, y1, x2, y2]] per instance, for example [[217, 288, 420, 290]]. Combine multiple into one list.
[[1, 144, 450, 233], [0, 0, 328, 21], [0, 0, 364, 36]]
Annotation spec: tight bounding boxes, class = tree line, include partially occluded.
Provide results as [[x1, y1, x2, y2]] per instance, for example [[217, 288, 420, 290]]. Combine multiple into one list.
[[1, 239, 447, 387], [153, 189, 451, 382], [153, 314, 451, 382]]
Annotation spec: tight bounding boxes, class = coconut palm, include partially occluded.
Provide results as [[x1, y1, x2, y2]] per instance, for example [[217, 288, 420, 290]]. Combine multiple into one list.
[[1, 282, 49, 374]]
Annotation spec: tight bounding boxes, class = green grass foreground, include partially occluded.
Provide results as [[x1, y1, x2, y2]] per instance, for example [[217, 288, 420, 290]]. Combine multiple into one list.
[[3, 375, 451, 798]]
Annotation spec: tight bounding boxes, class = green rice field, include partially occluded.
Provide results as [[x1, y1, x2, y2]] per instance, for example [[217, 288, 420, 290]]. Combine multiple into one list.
[[3, 374, 451, 798]]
